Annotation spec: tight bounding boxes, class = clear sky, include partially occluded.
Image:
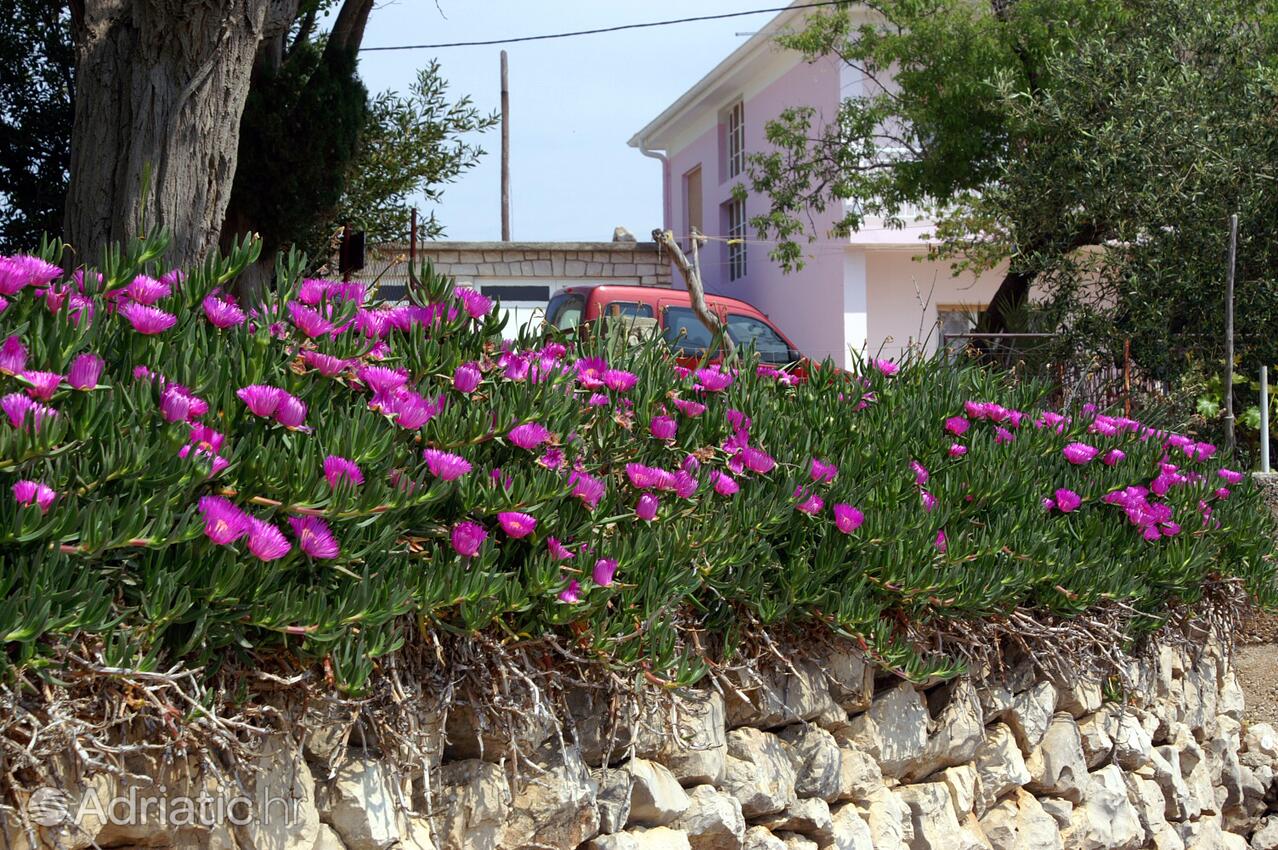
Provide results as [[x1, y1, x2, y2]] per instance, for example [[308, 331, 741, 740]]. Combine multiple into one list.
[[350, 1, 768, 242]]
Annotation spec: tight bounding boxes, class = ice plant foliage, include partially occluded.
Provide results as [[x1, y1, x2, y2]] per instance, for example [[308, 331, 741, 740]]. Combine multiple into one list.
[[0, 236, 1273, 694]]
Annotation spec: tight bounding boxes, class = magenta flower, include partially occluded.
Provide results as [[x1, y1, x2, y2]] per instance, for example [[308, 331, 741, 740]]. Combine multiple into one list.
[[297, 278, 332, 305], [588, 393, 609, 407], [324, 455, 364, 489], [454, 362, 483, 394], [636, 493, 659, 521], [1103, 449, 1126, 466], [948, 443, 968, 458], [920, 491, 938, 512], [603, 369, 638, 392], [358, 365, 409, 396], [575, 357, 608, 388], [910, 460, 929, 486], [159, 386, 197, 423], [810, 459, 838, 483], [0, 255, 60, 295], [626, 463, 674, 491], [871, 358, 899, 376], [592, 558, 618, 587], [944, 416, 970, 436], [289, 515, 341, 559], [935, 529, 948, 553], [275, 394, 308, 429], [247, 518, 292, 561], [570, 470, 606, 510], [794, 487, 824, 515], [558, 579, 582, 604], [12, 480, 56, 513], [287, 302, 335, 338], [694, 367, 734, 392], [119, 302, 177, 334], [509, 422, 551, 450], [456, 287, 493, 319], [301, 351, 349, 377], [388, 391, 443, 429], [422, 448, 472, 481], [650, 415, 677, 440], [198, 496, 250, 545], [201, 295, 244, 327], [124, 274, 171, 305], [548, 537, 575, 560], [1062, 442, 1099, 465], [67, 353, 104, 390], [711, 470, 740, 496], [994, 427, 1014, 445], [21, 371, 63, 401], [451, 520, 487, 557], [0, 336, 26, 375], [498, 511, 537, 538], [1054, 489, 1083, 513], [237, 384, 285, 418], [1218, 468, 1244, 485], [1, 393, 56, 431], [673, 398, 706, 417], [673, 470, 698, 499], [741, 446, 775, 474], [833, 503, 864, 534]]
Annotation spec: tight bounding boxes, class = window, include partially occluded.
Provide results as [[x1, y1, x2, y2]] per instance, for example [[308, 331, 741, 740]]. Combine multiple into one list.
[[662, 306, 716, 356], [603, 302, 655, 319], [726, 100, 745, 178], [726, 314, 797, 364], [724, 197, 747, 281], [546, 292, 585, 330], [480, 284, 550, 302], [937, 304, 985, 354], [684, 166, 703, 240]]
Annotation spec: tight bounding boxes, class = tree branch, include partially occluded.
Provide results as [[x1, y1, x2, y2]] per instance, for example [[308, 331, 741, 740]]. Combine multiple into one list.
[[652, 228, 734, 359], [325, 0, 374, 57]]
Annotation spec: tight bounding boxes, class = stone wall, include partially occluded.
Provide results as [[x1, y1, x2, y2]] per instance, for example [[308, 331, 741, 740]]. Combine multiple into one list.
[[12, 639, 1278, 850], [366, 241, 674, 295]]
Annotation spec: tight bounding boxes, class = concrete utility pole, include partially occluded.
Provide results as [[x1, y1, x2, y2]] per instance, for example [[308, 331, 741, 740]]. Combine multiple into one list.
[[1225, 213, 1238, 454], [500, 50, 511, 241]]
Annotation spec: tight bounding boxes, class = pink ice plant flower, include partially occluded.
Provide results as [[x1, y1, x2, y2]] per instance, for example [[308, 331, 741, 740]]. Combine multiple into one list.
[[1053, 488, 1083, 513], [456, 287, 492, 319], [636, 493, 659, 522], [871, 358, 899, 376], [740, 446, 775, 474], [237, 384, 285, 418], [21, 371, 63, 401], [810, 459, 838, 483], [0, 336, 26, 375], [453, 362, 482, 393], [672, 398, 706, 417], [275, 394, 308, 429], [118, 302, 178, 334], [498, 511, 538, 538], [603, 369, 638, 392], [944, 416, 970, 436], [910, 460, 929, 486], [124, 275, 171, 305], [650, 415, 677, 440], [247, 518, 292, 561], [558, 579, 582, 604], [547, 537, 575, 560], [301, 351, 349, 377], [833, 503, 864, 534], [948, 444, 968, 458], [288, 302, 335, 338], [198, 496, 250, 545], [67, 353, 104, 390], [1062, 442, 1099, 465], [357, 365, 409, 396], [324, 455, 364, 489], [794, 487, 824, 515], [1103, 449, 1126, 466], [935, 529, 948, 552], [451, 520, 488, 557], [694, 367, 734, 392], [289, 515, 341, 559], [569, 470, 606, 509], [1, 393, 56, 431], [1218, 468, 1245, 485], [12, 480, 56, 513], [710, 470, 739, 496], [423, 448, 472, 481], [626, 463, 675, 491], [509, 422, 551, 450], [0, 255, 60, 295], [592, 558, 618, 587]]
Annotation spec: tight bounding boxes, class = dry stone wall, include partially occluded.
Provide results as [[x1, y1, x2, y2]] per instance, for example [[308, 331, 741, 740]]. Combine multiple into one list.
[[10, 639, 1278, 850]]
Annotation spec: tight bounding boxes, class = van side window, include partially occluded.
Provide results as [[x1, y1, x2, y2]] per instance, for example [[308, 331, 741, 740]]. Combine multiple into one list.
[[726, 313, 796, 364], [662, 306, 716, 356], [546, 292, 586, 330], [603, 302, 655, 319]]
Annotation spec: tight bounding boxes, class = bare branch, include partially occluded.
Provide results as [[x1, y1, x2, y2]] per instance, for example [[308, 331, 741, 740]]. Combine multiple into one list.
[[652, 228, 734, 359]]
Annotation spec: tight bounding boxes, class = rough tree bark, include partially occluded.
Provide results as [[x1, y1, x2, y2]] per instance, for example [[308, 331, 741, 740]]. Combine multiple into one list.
[[63, 0, 297, 267]]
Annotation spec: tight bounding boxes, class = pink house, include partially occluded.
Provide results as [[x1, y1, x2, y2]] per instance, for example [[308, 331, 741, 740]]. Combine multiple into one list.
[[628, 2, 1006, 368]]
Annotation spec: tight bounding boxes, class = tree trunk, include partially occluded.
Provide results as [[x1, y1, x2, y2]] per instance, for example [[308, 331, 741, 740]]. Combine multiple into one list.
[[63, 0, 293, 268]]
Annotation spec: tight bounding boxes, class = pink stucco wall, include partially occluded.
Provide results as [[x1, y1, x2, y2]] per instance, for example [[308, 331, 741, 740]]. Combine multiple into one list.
[[664, 55, 851, 364]]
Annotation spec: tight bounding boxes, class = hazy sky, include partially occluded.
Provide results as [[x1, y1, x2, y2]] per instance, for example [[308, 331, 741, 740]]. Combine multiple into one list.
[[350, 1, 766, 242]]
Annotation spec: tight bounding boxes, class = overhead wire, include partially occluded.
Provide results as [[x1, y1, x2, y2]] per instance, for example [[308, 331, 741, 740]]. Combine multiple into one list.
[[359, 1, 849, 51]]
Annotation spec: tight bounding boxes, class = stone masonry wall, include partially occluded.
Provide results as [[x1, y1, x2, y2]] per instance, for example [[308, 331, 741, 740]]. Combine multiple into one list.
[[11, 639, 1278, 850], [367, 242, 674, 292]]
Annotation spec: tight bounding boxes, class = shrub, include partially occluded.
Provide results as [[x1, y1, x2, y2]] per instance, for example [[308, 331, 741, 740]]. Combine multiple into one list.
[[0, 235, 1273, 694]]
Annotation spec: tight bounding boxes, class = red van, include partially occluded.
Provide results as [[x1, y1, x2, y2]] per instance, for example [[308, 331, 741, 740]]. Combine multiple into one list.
[[545, 285, 804, 367]]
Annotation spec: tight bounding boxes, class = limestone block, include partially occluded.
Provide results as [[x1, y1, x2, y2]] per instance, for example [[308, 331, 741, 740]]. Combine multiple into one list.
[[834, 745, 883, 805], [641, 692, 728, 787], [1252, 816, 1278, 850], [629, 827, 694, 850], [1243, 722, 1278, 764], [670, 785, 744, 850], [726, 662, 838, 729], [1053, 676, 1104, 719], [316, 758, 403, 850], [430, 760, 510, 850], [856, 787, 911, 850], [907, 680, 985, 781], [742, 826, 786, 850], [1038, 798, 1073, 829], [499, 745, 598, 850], [1078, 709, 1119, 769], [972, 723, 1031, 817], [1149, 746, 1194, 821], [778, 724, 842, 802], [1027, 712, 1090, 802], [977, 789, 1062, 850], [1060, 765, 1145, 850], [627, 759, 690, 827], [1122, 773, 1182, 850], [443, 701, 556, 762], [1218, 672, 1244, 722], [841, 685, 929, 780], [593, 768, 633, 835], [756, 798, 833, 844], [827, 803, 873, 850], [234, 736, 322, 850], [314, 823, 346, 850], [1008, 681, 1058, 753], [827, 649, 874, 713], [722, 729, 797, 818], [897, 782, 966, 850], [941, 764, 977, 819], [1113, 711, 1156, 771]]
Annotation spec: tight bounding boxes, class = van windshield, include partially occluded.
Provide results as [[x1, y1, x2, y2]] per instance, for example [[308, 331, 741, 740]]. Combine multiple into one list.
[[546, 292, 586, 330]]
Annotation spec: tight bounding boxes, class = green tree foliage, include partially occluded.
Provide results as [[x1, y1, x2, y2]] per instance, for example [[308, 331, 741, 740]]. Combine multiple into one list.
[[0, 2, 73, 253], [337, 61, 498, 246]]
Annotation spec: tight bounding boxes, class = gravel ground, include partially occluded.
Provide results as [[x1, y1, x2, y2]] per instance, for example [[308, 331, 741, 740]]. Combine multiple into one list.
[[1236, 642, 1278, 729]]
